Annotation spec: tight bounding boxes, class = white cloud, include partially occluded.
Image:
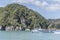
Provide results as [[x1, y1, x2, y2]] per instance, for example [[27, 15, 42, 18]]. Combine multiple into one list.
[[53, 0, 60, 2], [45, 4, 60, 11], [34, 0, 41, 6], [12, 0, 28, 3], [42, 1, 48, 6], [12, 0, 60, 11], [46, 0, 60, 2]]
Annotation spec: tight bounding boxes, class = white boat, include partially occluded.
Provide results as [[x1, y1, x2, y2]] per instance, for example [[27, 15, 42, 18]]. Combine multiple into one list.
[[54, 32, 60, 34], [54, 30, 60, 34], [25, 29, 30, 31], [31, 29, 39, 33], [39, 29, 54, 33], [38, 29, 42, 30]]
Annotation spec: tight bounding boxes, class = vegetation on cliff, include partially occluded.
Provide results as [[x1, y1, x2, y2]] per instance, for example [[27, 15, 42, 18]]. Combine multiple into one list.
[[0, 3, 54, 30]]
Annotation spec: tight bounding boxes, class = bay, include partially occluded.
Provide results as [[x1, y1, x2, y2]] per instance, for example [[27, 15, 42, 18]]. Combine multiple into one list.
[[0, 31, 60, 40]]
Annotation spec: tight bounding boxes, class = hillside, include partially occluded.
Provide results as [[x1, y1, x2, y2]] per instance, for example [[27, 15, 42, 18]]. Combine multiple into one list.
[[0, 3, 53, 30], [48, 19, 60, 29]]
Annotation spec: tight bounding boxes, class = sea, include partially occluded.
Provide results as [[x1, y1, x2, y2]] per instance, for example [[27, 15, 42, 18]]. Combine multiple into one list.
[[0, 30, 60, 40]]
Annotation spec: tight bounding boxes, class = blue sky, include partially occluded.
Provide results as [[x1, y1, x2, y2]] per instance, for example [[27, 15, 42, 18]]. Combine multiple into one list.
[[0, 0, 60, 19]]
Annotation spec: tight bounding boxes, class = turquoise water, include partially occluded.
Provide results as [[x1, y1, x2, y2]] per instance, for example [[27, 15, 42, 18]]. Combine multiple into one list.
[[0, 31, 60, 40]]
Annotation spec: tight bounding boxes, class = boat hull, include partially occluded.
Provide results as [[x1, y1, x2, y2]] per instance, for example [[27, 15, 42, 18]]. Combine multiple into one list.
[[39, 29, 54, 33]]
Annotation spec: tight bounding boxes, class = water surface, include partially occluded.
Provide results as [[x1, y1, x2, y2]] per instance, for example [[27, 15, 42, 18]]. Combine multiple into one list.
[[0, 31, 60, 40]]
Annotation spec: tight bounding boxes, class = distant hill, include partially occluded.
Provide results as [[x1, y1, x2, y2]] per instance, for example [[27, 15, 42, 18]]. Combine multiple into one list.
[[0, 3, 52, 30], [48, 19, 60, 29]]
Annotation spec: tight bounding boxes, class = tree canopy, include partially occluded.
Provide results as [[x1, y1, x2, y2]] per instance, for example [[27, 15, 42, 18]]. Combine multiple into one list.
[[0, 3, 53, 29]]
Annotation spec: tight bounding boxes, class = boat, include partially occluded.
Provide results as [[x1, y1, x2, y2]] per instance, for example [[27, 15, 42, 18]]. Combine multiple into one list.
[[31, 29, 39, 33], [54, 32, 60, 34], [39, 29, 54, 33], [54, 30, 60, 34], [25, 29, 30, 31]]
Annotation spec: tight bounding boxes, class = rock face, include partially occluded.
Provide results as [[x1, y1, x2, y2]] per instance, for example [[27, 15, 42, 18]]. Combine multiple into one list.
[[0, 26, 2, 30], [0, 26, 22, 31], [15, 26, 20, 31], [5, 26, 21, 31], [5, 26, 14, 31]]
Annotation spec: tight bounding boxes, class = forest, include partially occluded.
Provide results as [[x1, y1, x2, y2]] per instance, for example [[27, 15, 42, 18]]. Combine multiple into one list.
[[0, 3, 55, 31]]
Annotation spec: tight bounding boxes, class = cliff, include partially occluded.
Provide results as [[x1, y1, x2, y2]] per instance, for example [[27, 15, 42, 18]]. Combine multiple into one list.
[[0, 3, 51, 31]]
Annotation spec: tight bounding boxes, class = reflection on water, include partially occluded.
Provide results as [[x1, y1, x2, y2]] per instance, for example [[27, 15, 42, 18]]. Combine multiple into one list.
[[0, 31, 60, 40]]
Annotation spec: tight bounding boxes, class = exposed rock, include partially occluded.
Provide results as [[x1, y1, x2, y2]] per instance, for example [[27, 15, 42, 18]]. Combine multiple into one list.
[[5, 26, 22, 31], [5, 27, 11, 31], [15, 26, 19, 31], [19, 26, 22, 30], [0, 26, 2, 30], [5, 26, 14, 31]]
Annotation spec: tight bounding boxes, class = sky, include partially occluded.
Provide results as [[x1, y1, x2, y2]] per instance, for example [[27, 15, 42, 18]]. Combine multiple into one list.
[[0, 0, 60, 19]]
